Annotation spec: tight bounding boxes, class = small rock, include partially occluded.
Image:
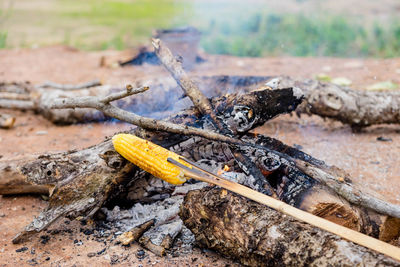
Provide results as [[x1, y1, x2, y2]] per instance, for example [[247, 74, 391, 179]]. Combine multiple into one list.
[[40, 235, 50, 244], [83, 229, 93, 235], [136, 249, 146, 260], [35, 130, 48, 136], [377, 136, 392, 142], [16, 247, 28, 252], [45, 257, 50, 261], [87, 252, 96, 258], [97, 248, 106, 255]]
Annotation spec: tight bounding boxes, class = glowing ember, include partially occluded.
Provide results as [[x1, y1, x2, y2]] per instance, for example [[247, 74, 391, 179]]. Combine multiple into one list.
[[217, 165, 230, 176], [223, 165, 230, 172]]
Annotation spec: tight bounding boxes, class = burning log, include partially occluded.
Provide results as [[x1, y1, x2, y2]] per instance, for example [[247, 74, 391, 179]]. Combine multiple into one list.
[[180, 188, 400, 266]]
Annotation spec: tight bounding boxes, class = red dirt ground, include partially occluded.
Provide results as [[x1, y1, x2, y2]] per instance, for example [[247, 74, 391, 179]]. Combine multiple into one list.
[[0, 46, 399, 266]]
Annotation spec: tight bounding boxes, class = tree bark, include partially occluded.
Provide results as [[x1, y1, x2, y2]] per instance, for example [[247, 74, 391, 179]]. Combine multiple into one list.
[[180, 187, 400, 267]]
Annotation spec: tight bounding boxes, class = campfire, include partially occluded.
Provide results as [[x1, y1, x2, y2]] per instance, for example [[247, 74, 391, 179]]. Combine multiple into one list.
[[1, 39, 400, 266]]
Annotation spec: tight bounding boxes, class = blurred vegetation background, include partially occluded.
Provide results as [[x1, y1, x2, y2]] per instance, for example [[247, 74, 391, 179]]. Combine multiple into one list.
[[0, 0, 399, 57]]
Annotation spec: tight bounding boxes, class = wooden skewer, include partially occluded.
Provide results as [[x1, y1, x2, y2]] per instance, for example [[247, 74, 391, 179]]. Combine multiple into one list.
[[168, 157, 400, 262]]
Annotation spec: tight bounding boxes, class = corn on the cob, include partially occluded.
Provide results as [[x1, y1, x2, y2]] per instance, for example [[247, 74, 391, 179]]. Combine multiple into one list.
[[112, 134, 190, 185]]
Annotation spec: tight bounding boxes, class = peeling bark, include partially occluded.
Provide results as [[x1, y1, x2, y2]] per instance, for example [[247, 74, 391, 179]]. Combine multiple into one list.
[[180, 188, 400, 267]]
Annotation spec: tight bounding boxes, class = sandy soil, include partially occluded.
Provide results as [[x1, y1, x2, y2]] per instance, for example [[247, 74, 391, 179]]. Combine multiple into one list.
[[0, 46, 400, 266]]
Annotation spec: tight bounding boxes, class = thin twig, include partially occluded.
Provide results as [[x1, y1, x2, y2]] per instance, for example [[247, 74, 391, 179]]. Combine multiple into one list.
[[36, 79, 102, 90], [100, 85, 149, 103]]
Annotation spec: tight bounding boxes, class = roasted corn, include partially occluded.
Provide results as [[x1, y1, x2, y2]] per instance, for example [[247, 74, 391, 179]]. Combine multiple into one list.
[[112, 133, 190, 185]]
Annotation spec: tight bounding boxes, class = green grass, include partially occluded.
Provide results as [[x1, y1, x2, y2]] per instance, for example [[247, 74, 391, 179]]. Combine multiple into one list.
[[1, 0, 400, 57], [0, 32, 6, 48], [58, 0, 190, 50], [201, 14, 400, 58]]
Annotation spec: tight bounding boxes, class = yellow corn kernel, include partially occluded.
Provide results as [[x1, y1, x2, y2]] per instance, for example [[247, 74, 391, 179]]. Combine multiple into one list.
[[112, 134, 190, 185]]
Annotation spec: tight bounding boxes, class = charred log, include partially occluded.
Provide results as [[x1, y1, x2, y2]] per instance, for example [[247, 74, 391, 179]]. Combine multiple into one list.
[[180, 188, 400, 267]]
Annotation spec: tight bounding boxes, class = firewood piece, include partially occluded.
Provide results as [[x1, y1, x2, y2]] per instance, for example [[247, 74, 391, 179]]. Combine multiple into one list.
[[295, 160, 400, 219], [152, 38, 226, 132], [36, 79, 102, 90], [0, 92, 31, 101], [0, 113, 16, 129], [0, 99, 35, 110], [139, 219, 183, 256], [180, 188, 400, 266], [12, 140, 135, 243], [276, 76, 400, 127], [117, 219, 155, 246], [0, 156, 50, 195], [175, 160, 400, 261]]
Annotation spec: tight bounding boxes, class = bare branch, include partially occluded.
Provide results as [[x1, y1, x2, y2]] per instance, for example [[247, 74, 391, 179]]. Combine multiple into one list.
[[152, 38, 225, 132], [36, 79, 102, 90], [49, 86, 239, 145], [0, 99, 35, 110]]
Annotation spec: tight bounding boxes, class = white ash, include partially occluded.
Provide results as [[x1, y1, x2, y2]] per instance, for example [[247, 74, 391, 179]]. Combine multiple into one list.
[[102, 196, 183, 232], [292, 86, 304, 100], [172, 182, 208, 196], [265, 78, 281, 89], [140, 219, 183, 246], [103, 166, 249, 253]]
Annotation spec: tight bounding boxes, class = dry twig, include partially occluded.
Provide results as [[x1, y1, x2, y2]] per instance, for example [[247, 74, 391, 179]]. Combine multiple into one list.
[[36, 79, 102, 90], [49, 85, 239, 145], [153, 38, 225, 131]]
